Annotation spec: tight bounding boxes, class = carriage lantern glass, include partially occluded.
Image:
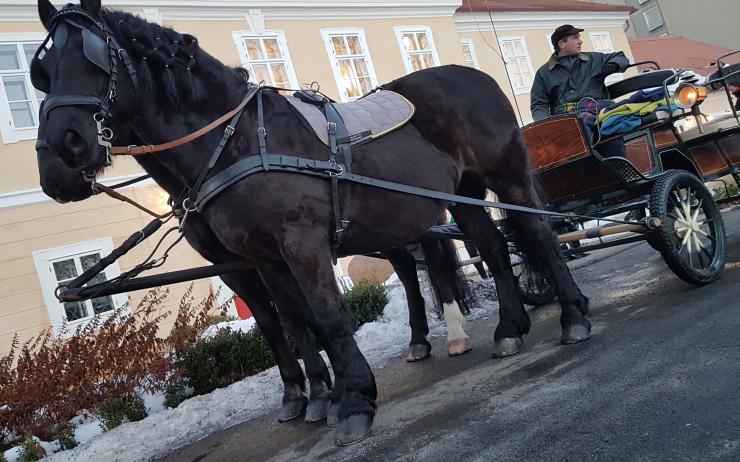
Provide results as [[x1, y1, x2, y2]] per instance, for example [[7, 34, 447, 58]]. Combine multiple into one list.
[[675, 83, 707, 108]]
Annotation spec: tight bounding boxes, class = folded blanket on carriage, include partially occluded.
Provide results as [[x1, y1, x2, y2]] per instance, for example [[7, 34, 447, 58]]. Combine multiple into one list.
[[598, 100, 681, 136], [553, 99, 613, 140]]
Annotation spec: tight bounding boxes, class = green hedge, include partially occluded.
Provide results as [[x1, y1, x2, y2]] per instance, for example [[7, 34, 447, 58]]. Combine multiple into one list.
[[175, 282, 387, 399]]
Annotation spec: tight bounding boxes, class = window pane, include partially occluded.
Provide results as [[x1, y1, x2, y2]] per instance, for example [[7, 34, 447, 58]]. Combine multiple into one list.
[[514, 41, 525, 56], [53, 259, 78, 280], [503, 41, 515, 57], [410, 55, 423, 72], [402, 34, 416, 52], [423, 53, 435, 68], [92, 296, 114, 314], [270, 63, 289, 86], [331, 36, 348, 56], [462, 44, 472, 62], [0, 45, 20, 71], [263, 39, 282, 60], [9, 102, 34, 128], [244, 39, 264, 60], [416, 33, 430, 51], [3, 75, 29, 101], [23, 43, 39, 68], [346, 35, 362, 55], [353, 58, 369, 78], [80, 253, 101, 271], [359, 76, 373, 95], [251, 63, 271, 84], [64, 301, 88, 321], [644, 7, 663, 30]]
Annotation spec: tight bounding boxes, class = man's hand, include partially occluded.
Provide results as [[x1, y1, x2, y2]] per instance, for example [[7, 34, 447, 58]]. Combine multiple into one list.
[[601, 62, 621, 76]]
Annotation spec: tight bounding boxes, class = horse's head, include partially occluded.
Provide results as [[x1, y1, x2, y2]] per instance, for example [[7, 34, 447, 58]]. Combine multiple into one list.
[[34, 0, 136, 175], [36, 102, 95, 203]]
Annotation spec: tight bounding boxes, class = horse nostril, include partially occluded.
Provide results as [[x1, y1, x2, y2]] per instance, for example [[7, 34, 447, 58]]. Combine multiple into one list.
[[64, 129, 88, 156]]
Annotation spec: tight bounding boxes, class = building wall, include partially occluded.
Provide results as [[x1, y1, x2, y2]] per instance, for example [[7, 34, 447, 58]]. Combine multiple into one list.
[[0, 185, 212, 356], [657, 0, 740, 50]]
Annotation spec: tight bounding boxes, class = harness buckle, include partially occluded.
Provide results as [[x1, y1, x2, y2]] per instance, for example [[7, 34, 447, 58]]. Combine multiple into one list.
[[327, 164, 344, 177], [225, 125, 236, 137]]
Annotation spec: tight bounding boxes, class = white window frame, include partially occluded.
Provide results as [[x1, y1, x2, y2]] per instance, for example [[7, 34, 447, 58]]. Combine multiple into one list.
[[320, 28, 379, 102], [231, 30, 299, 89], [33, 238, 129, 338], [589, 32, 614, 53], [497, 36, 535, 96], [643, 6, 664, 31], [638, 0, 650, 4], [0, 32, 46, 144], [459, 38, 479, 69], [545, 33, 554, 53], [393, 25, 441, 75]]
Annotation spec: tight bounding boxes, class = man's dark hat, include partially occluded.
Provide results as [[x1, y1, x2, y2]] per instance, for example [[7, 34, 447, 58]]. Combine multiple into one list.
[[551, 24, 584, 48]]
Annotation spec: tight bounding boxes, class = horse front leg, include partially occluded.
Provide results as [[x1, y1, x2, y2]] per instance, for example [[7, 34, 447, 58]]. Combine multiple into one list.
[[219, 271, 308, 422], [382, 247, 432, 362], [257, 241, 376, 446]]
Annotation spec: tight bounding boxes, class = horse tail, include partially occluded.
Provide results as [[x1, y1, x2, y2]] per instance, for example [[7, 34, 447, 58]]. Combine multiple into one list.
[[424, 238, 473, 315]]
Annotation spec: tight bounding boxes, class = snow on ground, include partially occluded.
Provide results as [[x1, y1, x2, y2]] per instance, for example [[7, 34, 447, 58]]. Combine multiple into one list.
[[4, 278, 498, 462]]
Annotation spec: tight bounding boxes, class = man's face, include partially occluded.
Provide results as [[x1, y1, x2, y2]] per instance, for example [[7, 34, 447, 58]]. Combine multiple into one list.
[[558, 33, 583, 56]]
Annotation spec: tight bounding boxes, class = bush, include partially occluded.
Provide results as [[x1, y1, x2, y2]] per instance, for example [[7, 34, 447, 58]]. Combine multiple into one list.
[[163, 380, 191, 409], [0, 450, 7, 462], [343, 281, 388, 330], [0, 285, 219, 447], [51, 423, 78, 450], [93, 395, 147, 432], [18, 436, 45, 462], [176, 328, 275, 396]]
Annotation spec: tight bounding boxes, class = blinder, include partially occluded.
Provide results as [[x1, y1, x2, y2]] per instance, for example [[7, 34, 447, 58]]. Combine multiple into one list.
[[30, 16, 113, 95]]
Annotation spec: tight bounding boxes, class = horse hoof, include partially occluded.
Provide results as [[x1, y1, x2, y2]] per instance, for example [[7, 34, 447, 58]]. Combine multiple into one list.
[[405, 344, 432, 362], [277, 397, 308, 422], [561, 324, 591, 345], [326, 402, 341, 428], [304, 397, 330, 423], [448, 337, 472, 356], [335, 414, 373, 446], [491, 337, 523, 358]]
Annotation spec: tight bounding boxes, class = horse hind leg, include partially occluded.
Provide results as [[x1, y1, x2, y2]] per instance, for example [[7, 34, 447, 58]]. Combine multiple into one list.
[[488, 134, 590, 344], [219, 271, 308, 422], [421, 238, 472, 356], [383, 247, 432, 362], [450, 174, 531, 358]]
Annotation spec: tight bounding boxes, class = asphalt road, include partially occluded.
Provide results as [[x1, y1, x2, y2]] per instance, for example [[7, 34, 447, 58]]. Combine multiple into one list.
[[161, 206, 740, 462]]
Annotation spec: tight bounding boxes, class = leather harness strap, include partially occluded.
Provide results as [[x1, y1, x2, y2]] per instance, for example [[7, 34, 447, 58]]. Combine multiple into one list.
[[109, 86, 259, 156]]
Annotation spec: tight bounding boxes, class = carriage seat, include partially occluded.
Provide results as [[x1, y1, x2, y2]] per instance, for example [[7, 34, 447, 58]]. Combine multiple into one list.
[[285, 90, 415, 147]]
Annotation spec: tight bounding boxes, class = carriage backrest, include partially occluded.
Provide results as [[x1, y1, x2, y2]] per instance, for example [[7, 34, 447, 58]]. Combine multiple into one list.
[[521, 114, 591, 173]]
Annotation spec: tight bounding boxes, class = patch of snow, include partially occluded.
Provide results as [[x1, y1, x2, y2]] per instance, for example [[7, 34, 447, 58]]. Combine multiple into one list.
[[200, 317, 257, 340]]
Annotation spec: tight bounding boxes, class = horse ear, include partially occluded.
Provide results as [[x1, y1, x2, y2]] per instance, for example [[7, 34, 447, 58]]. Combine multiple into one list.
[[80, 0, 102, 17], [37, 0, 58, 31]]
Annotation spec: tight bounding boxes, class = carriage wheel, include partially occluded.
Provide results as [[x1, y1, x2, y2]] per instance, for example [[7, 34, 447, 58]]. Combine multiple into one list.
[[648, 170, 726, 285], [511, 250, 557, 306]]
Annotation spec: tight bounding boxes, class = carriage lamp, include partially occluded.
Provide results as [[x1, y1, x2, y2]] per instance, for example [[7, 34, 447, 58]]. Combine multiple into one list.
[[675, 83, 708, 108]]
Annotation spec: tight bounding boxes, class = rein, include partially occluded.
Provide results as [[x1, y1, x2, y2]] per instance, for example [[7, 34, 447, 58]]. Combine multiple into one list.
[[108, 86, 260, 156]]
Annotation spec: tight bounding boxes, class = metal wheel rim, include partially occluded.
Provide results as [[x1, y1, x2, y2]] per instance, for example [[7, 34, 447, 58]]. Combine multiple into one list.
[[666, 183, 722, 274]]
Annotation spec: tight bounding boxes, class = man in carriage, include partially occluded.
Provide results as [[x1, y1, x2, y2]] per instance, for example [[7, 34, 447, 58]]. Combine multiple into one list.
[[530, 24, 629, 157]]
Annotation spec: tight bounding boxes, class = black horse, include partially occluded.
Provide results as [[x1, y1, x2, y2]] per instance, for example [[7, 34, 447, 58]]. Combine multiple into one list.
[[34, 0, 589, 445], [36, 111, 472, 422]]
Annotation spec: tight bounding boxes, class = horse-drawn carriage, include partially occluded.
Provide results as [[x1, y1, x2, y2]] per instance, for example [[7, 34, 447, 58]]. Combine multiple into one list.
[[499, 54, 740, 304]]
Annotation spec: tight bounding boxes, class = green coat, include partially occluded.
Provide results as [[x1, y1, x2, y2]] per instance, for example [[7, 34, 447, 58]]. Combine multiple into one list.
[[530, 51, 629, 122]]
